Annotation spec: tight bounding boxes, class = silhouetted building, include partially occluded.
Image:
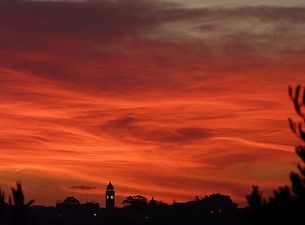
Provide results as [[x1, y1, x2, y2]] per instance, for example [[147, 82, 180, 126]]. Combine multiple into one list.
[[105, 182, 115, 209]]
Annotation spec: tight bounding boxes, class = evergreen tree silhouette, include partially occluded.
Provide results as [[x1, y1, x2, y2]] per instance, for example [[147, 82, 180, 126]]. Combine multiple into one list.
[[247, 85, 305, 225]]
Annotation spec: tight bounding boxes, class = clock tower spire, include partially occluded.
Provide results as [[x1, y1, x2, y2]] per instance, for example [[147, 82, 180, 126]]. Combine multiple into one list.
[[105, 182, 115, 209]]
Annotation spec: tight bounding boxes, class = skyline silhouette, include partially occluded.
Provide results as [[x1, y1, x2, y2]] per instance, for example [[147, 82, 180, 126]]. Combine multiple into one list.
[[1, 181, 248, 225]]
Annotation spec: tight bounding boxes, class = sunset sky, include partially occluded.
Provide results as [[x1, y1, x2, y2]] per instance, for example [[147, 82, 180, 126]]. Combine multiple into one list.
[[1, 0, 305, 207]]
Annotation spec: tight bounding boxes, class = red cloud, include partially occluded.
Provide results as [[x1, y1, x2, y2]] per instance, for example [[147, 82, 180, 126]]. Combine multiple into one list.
[[0, 0, 304, 207]]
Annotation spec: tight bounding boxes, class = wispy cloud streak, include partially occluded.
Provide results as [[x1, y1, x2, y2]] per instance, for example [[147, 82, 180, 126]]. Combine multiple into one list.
[[0, 0, 304, 206]]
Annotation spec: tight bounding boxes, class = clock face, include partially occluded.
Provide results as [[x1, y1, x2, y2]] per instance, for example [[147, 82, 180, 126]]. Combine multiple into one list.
[[110, 196, 114, 199], [106, 196, 109, 199]]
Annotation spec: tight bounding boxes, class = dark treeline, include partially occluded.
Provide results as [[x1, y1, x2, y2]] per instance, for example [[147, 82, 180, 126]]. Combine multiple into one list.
[[0, 186, 249, 225], [101, 194, 248, 225]]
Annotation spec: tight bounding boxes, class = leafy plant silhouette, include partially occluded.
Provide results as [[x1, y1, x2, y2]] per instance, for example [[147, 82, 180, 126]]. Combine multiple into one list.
[[0, 182, 34, 225], [247, 85, 305, 225]]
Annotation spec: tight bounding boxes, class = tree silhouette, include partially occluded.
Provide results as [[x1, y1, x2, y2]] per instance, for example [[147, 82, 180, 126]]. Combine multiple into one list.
[[247, 85, 305, 225], [122, 195, 148, 208], [0, 182, 34, 225], [10, 182, 35, 225]]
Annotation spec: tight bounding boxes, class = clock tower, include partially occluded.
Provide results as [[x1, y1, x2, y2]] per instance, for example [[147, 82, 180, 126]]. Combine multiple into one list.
[[105, 182, 115, 209]]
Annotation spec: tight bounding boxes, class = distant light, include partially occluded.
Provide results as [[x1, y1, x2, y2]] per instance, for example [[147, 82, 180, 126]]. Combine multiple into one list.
[[94, 213, 97, 217], [110, 196, 114, 199], [106, 196, 109, 199]]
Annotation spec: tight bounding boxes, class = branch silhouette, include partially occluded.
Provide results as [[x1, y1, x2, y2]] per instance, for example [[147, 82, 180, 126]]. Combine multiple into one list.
[[247, 85, 305, 225]]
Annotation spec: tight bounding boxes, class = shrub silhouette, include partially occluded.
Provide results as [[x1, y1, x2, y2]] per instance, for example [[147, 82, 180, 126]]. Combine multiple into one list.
[[247, 85, 305, 225], [0, 182, 34, 225], [122, 195, 148, 206]]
